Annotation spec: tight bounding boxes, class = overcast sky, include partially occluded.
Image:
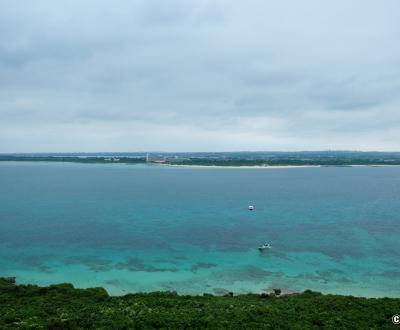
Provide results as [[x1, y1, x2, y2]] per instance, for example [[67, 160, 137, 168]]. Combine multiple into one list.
[[1, 0, 399, 152]]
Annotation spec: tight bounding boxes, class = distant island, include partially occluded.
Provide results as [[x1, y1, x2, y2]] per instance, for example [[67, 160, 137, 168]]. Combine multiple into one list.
[[1, 278, 398, 329], [2, 151, 400, 167]]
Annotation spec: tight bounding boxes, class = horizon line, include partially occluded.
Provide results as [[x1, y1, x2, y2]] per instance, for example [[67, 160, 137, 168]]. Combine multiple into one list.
[[2, 150, 400, 154]]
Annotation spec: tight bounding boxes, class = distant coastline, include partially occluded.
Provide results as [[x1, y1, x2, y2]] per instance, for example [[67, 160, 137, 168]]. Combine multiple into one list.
[[2, 151, 400, 167], [160, 164, 322, 169], [160, 163, 400, 169], [4, 159, 400, 169]]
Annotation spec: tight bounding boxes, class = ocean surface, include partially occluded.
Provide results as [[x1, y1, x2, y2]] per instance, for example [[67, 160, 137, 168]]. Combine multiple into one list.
[[0, 162, 399, 297]]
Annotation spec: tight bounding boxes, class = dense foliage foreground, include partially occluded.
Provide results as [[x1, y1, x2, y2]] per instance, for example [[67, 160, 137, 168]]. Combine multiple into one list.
[[0, 278, 399, 329]]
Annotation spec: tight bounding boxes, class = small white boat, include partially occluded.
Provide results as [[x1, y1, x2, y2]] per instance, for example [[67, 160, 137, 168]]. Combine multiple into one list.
[[248, 205, 255, 211], [258, 243, 271, 251]]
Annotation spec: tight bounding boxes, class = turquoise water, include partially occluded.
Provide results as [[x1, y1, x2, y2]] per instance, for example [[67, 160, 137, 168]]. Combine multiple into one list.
[[0, 162, 399, 297]]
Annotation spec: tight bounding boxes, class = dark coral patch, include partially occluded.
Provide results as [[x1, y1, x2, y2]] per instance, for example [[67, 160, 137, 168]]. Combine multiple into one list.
[[63, 256, 114, 272], [115, 257, 178, 273], [190, 262, 217, 273]]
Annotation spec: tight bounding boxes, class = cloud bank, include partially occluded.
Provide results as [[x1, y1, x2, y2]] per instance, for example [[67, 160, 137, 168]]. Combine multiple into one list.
[[1, 0, 399, 152]]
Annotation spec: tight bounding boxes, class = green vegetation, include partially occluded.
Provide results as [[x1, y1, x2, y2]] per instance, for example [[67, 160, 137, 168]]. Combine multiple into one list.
[[2, 151, 400, 167], [0, 155, 146, 164], [168, 158, 400, 166], [0, 278, 399, 329]]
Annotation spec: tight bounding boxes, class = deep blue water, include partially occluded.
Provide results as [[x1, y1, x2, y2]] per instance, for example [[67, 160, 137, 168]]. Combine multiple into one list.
[[0, 162, 399, 296]]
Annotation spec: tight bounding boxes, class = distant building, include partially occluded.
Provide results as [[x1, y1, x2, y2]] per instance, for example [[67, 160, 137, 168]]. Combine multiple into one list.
[[145, 153, 166, 163]]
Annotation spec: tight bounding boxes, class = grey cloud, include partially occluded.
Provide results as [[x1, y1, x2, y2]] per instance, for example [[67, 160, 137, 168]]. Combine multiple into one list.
[[0, 0, 400, 151]]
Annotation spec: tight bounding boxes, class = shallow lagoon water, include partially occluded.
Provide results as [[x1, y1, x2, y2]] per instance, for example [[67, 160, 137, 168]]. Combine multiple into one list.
[[0, 162, 399, 297]]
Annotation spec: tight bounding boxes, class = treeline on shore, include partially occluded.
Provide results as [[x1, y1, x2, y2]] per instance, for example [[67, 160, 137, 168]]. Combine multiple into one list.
[[0, 278, 399, 329], [2, 154, 400, 166], [0, 155, 146, 164]]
